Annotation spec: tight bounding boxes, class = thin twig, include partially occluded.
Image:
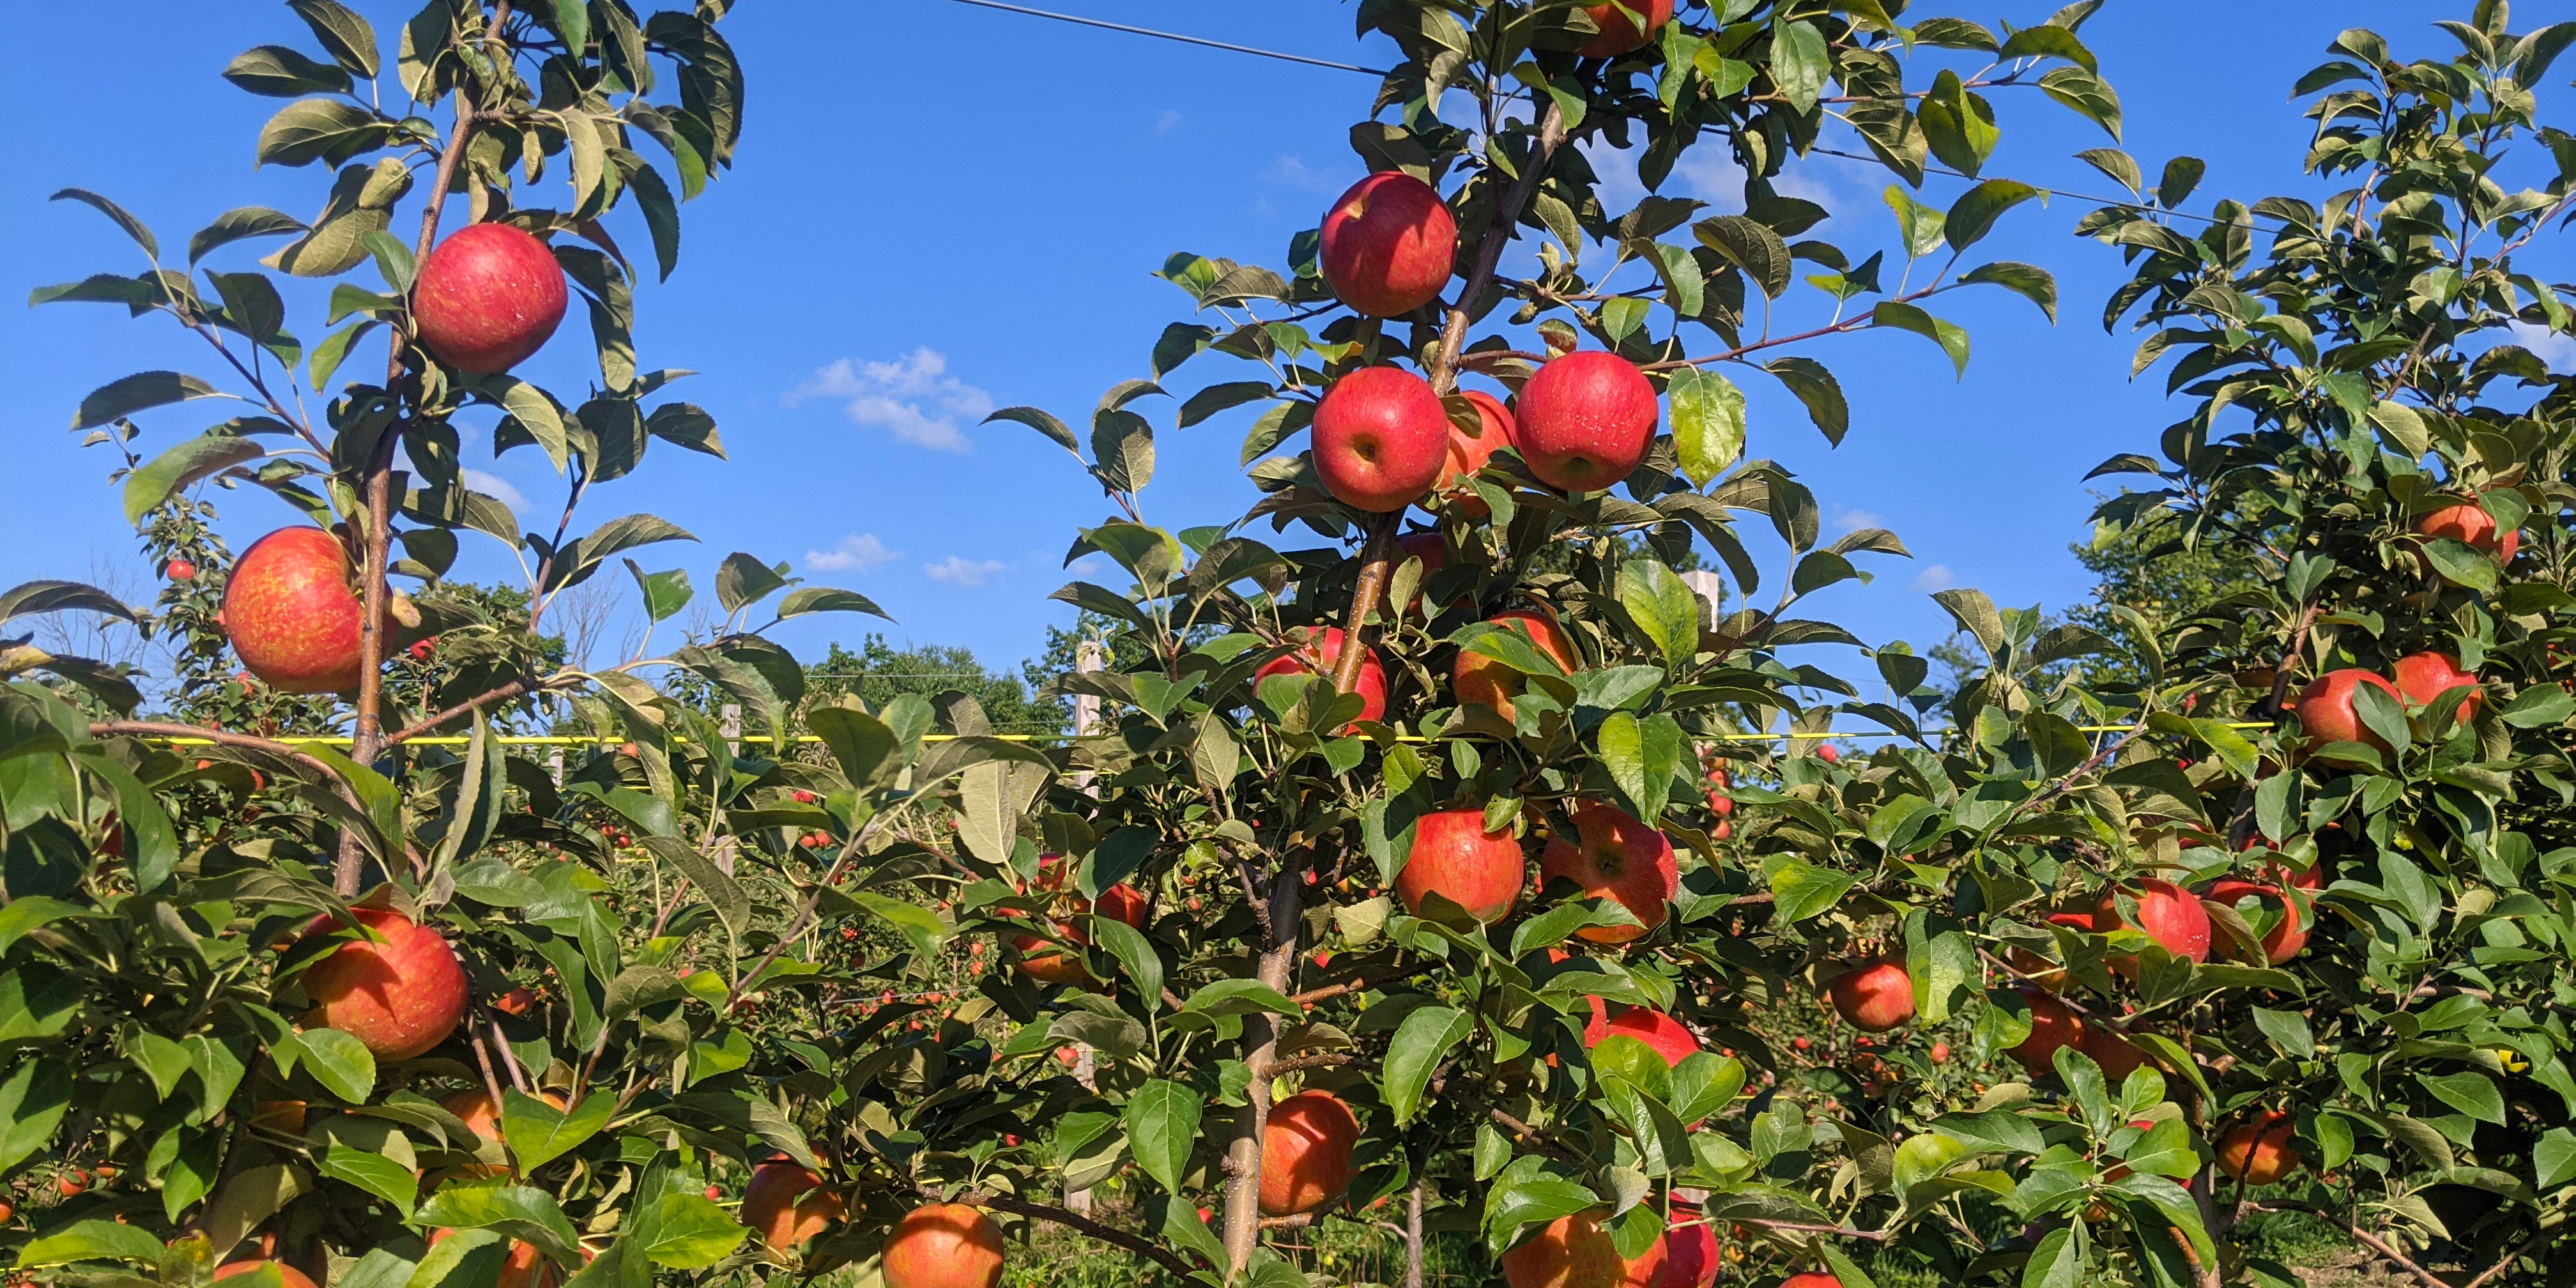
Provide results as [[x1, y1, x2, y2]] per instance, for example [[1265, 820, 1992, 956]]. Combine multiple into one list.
[[467, 1029, 510, 1113], [1267, 1053, 1359, 1076], [385, 675, 544, 747], [2244, 1202, 2448, 1288], [488, 1016, 533, 1094], [944, 1189, 1199, 1278], [1289, 958, 1444, 1005]]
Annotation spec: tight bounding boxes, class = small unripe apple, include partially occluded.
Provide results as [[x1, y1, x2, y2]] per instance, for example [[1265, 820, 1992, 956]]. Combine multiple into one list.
[[1816, 743, 1841, 764], [2205, 878, 2307, 963], [1778, 1275, 1841, 1288], [1499, 1211, 1622, 1288], [2005, 986, 2082, 1074], [1453, 608, 1577, 721], [1313, 367, 1450, 512], [882, 1202, 1005, 1288], [2393, 651, 2480, 723], [1539, 801, 1677, 943], [1399, 807, 1526, 923], [409, 637, 437, 661], [2418, 500, 2519, 562], [299, 907, 468, 1060], [1575, 0, 1675, 56], [739, 1161, 843, 1251], [1514, 351, 1657, 492], [2094, 878, 2211, 972], [2216, 1109, 2297, 1186], [1825, 959, 1915, 1032], [1260, 1090, 1361, 1216], [165, 558, 197, 581], [1254, 626, 1388, 728], [1929, 1041, 1950, 1064], [413, 222, 569, 374], [1319, 172, 1456, 318], [224, 526, 379, 694]]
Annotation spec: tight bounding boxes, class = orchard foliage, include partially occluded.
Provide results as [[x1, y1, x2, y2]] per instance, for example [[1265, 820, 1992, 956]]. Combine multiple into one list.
[[10, 4, 2576, 1288]]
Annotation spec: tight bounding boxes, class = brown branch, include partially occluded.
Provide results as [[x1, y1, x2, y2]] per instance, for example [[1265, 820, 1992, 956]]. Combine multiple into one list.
[[88, 721, 343, 782], [1488, 1108, 1581, 1163], [2245, 1202, 2449, 1288], [946, 1190, 1197, 1279], [1329, 518, 1403, 696], [1267, 1053, 1358, 1077], [467, 1029, 510, 1115], [2462, 1226, 2559, 1288], [384, 676, 542, 747], [1259, 1212, 1318, 1230], [1641, 280, 1949, 372], [487, 1016, 532, 1094], [1290, 958, 1446, 1005], [1733, 1218, 1893, 1243]]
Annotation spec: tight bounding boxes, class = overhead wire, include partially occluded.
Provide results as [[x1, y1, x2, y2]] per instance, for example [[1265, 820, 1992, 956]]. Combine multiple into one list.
[[930, 0, 1388, 76]]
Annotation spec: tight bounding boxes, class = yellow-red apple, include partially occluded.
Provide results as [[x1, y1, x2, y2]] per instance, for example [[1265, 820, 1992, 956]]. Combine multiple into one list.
[[215, 1262, 318, 1288], [1260, 1090, 1361, 1215], [2005, 986, 2083, 1075], [2204, 878, 2307, 963], [224, 527, 380, 694], [2418, 500, 2518, 562], [883, 1202, 1005, 1288], [2216, 1110, 2297, 1186], [1825, 959, 1915, 1032], [1584, 1004, 1698, 1066], [2094, 878, 2211, 972], [1576, 0, 1675, 56], [739, 1161, 843, 1251], [299, 907, 467, 1060], [1499, 1212, 1623, 1288], [1254, 626, 1387, 728], [1453, 608, 1576, 721], [1434, 390, 1517, 516], [1399, 807, 1526, 923], [2297, 668, 2403, 753], [1539, 801, 1676, 944], [2393, 651, 2480, 723], [1008, 855, 1148, 986]]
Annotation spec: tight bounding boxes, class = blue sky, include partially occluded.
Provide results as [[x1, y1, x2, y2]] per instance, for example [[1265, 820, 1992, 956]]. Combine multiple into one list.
[[3, 1, 2561, 697]]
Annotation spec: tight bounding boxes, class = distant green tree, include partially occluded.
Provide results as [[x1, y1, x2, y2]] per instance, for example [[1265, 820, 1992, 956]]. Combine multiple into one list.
[[2064, 491, 2271, 684], [809, 634, 1066, 735]]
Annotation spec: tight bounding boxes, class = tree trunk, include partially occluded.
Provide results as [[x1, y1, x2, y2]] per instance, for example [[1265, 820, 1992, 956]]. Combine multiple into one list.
[[1222, 858, 1305, 1278], [1405, 1179, 1426, 1288]]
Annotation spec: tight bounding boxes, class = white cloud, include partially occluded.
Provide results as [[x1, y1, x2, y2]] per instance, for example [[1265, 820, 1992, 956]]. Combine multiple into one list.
[[2510, 321, 2576, 371], [805, 533, 902, 572], [1066, 553, 1112, 578], [1912, 564, 1957, 592], [461, 469, 529, 518], [1263, 153, 1342, 194], [786, 349, 993, 454], [925, 556, 1006, 587], [1156, 109, 1183, 137], [1831, 507, 1885, 533]]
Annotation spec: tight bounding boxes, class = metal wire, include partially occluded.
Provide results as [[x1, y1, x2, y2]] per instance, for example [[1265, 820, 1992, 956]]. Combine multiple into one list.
[[125, 722, 2273, 748], [931, 0, 1388, 75]]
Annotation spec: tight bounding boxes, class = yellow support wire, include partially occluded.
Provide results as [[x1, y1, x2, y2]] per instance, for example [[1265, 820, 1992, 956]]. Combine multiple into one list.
[[126, 723, 2278, 747]]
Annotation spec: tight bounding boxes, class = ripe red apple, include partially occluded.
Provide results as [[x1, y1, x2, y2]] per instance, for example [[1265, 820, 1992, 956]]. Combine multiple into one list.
[[1254, 626, 1388, 728], [225, 526, 379, 694], [440, 1087, 569, 1176], [2080, 1024, 2149, 1083], [427, 1229, 555, 1288], [1399, 807, 1526, 923], [1314, 367, 1451, 512], [1584, 1004, 1699, 1066], [1434, 390, 1518, 515], [1825, 959, 1916, 1032], [1661, 1202, 1719, 1288], [1454, 608, 1577, 721], [166, 558, 197, 581], [739, 1161, 843, 1251], [1260, 1090, 1361, 1215], [883, 1202, 1006, 1288], [1816, 743, 1841, 764], [215, 1262, 319, 1288], [2094, 878, 2211, 972], [1539, 801, 1677, 944], [1499, 1211, 1623, 1288], [299, 907, 467, 1060], [1778, 1276, 1841, 1288], [1010, 861, 1148, 987], [2418, 500, 2519, 562], [2216, 1110, 2297, 1186], [1319, 172, 1457, 318], [2393, 651, 2480, 723], [1576, 0, 1675, 56], [1514, 351, 1657, 493], [2205, 879, 2307, 963], [2005, 986, 2083, 1075], [412, 222, 568, 374]]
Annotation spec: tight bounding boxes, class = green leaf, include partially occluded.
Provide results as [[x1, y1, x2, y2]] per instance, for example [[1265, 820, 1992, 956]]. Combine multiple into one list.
[[1383, 1005, 1472, 1124], [502, 1088, 613, 1173], [316, 1146, 416, 1213], [714, 551, 788, 613], [1871, 302, 1970, 378], [1666, 367, 1745, 487], [1695, 216, 1791, 298], [50, 188, 160, 261], [17, 1220, 166, 1268], [1124, 1080, 1202, 1195], [296, 1027, 378, 1103], [2419, 1071, 2506, 1124], [1181, 979, 1300, 1015], [1764, 855, 1857, 923], [1943, 180, 2039, 251], [2504, 685, 2575, 728], [1620, 558, 1701, 671], [479, 377, 570, 473], [0, 1059, 73, 1173], [123, 434, 268, 525], [624, 562, 693, 624], [360, 230, 417, 294], [638, 1193, 745, 1268], [226, 44, 353, 97], [2021, 1225, 2079, 1288], [411, 1183, 581, 1269], [309, 319, 379, 392], [2536, 1128, 2576, 1189], [1959, 262, 2058, 323], [1763, 356, 1847, 445], [1090, 915, 1164, 1012], [72, 371, 219, 429], [190, 207, 309, 263], [256, 98, 388, 169], [289, 0, 381, 76], [1770, 20, 1830, 114], [987, 406, 1082, 457]]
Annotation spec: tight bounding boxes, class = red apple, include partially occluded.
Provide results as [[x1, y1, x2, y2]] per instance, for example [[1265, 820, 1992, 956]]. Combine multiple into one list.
[[1454, 608, 1577, 721], [2216, 1110, 2297, 1186], [2005, 986, 2083, 1075], [1319, 172, 1456, 318], [225, 526, 379, 694], [1499, 1212, 1623, 1288], [1661, 1203, 1719, 1288], [440, 1087, 567, 1177], [1259, 1090, 1361, 1215], [883, 1202, 1006, 1288], [215, 1262, 319, 1288], [299, 907, 467, 1060], [1514, 352, 1657, 492], [1399, 807, 1526, 923], [1576, 0, 1675, 56], [166, 558, 197, 581], [427, 1229, 555, 1288], [739, 1161, 843, 1251], [2418, 500, 2519, 562], [1816, 743, 1841, 764], [1434, 390, 1518, 515], [2393, 651, 2480, 723], [1584, 1004, 1699, 1066], [2094, 878, 2211, 971], [1314, 367, 1451, 512], [2204, 878, 2307, 964], [1539, 801, 1677, 944], [1779, 1276, 1841, 1288], [412, 222, 568, 375], [2080, 1023, 2149, 1083], [1254, 626, 1388, 729], [1397, 530, 1455, 615], [1825, 959, 1915, 1032], [1009, 855, 1149, 986]]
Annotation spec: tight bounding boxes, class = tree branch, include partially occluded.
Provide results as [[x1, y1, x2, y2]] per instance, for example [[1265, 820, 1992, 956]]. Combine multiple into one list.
[[88, 721, 344, 783], [383, 675, 542, 747], [944, 1190, 1198, 1278], [2244, 1202, 2448, 1288], [1289, 958, 1444, 1005]]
